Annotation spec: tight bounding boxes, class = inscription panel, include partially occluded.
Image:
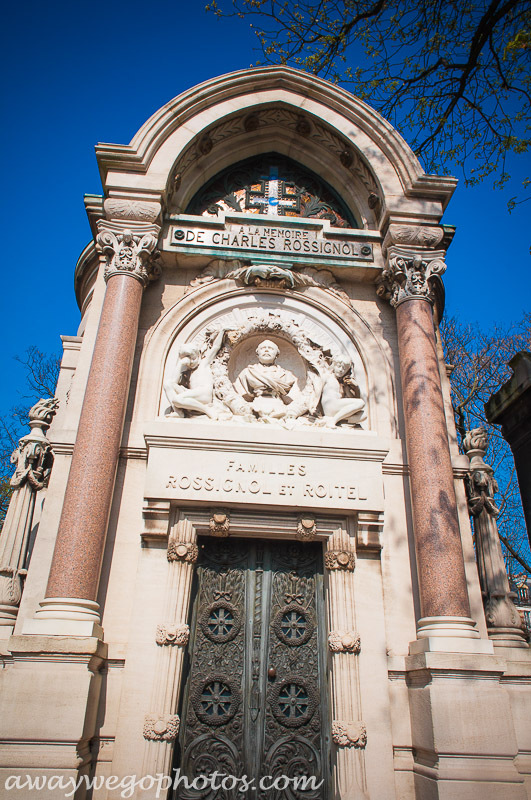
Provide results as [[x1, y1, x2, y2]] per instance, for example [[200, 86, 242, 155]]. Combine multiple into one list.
[[145, 447, 384, 511], [163, 214, 379, 269]]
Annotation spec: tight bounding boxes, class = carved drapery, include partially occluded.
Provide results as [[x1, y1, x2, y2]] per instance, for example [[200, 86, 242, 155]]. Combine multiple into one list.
[[0, 398, 58, 628], [464, 428, 527, 647]]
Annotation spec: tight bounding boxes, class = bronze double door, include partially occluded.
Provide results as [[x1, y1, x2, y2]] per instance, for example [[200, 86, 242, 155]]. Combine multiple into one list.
[[173, 537, 330, 799]]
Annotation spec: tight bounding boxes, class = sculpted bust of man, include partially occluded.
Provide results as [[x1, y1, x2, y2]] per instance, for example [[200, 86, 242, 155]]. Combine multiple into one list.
[[234, 340, 298, 414]]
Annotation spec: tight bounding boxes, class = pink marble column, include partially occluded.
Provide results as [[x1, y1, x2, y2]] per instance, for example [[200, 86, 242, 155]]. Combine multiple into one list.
[[378, 253, 478, 640], [37, 226, 159, 626], [46, 274, 143, 602], [396, 296, 470, 619]]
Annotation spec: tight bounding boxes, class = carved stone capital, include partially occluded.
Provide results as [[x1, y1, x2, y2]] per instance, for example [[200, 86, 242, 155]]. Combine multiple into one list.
[[376, 253, 446, 307], [209, 510, 230, 537], [143, 713, 180, 741], [96, 222, 161, 287], [331, 720, 367, 748], [10, 398, 58, 490], [167, 540, 199, 563], [328, 630, 361, 653], [155, 622, 190, 646], [324, 550, 355, 571], [463, 428, 499, 517], [296, 516, 317, 541], [382, 224, 444, 255]]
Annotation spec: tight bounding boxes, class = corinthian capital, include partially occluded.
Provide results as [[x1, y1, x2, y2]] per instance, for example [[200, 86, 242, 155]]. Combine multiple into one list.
[[96, 222, 161, 287], [376, 254, 446, 307]]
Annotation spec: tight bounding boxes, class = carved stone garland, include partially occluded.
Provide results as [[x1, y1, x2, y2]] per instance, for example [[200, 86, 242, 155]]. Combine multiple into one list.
[[325, 550, 355, 571], [0, 398, 58, 628], [143, 714, 180, 742], [328, 630, 361, 654], [187, 258, 351, 307], [155, 623, 190, 647], [209, 510, 230, 537], [297, 515, 317, 541], [332, 721, 367, 749]]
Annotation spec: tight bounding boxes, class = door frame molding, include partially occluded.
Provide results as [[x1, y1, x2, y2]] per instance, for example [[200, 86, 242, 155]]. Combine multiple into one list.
[[141, 505, 380, 798]]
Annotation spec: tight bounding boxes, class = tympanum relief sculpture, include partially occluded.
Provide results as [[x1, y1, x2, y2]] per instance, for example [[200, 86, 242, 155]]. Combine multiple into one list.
[[163, 312, 367, 430]]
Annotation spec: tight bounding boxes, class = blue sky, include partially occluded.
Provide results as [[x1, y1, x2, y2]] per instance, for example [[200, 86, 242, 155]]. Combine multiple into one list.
[[1, 0, 529, 416]]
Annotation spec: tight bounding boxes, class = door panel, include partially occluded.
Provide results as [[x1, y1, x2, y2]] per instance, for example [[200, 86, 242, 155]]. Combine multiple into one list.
[[174, 537, 329, 799]]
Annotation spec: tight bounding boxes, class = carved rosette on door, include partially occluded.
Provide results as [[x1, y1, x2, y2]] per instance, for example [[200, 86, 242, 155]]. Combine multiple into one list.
[[173, 538, 329, 798]]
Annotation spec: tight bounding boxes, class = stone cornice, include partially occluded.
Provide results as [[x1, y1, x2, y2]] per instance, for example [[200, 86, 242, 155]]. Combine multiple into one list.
[[381, 224, 445, 257]]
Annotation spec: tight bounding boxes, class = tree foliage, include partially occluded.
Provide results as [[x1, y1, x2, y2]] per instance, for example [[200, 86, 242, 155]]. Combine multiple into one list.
[[209, 0, 531, 202], [440, 312, 531, 577], [0, 347, 60, 528]]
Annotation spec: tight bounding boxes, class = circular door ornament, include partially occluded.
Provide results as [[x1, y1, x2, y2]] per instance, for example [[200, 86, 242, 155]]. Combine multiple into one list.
[[273, 603, 314, 647], [200, 600, 241, 643], [193, 675, 241, 726], [271, 677, 318, 728]]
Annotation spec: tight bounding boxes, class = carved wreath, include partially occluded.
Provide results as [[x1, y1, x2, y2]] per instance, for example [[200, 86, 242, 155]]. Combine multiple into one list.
[[206, 314, 327, 418]]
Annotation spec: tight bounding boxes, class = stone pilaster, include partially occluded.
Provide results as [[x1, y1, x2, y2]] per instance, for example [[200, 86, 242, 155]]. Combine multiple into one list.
[[28, 218, 160, 635], [0, 399, 58, 632], [377, 243, 479, 647], [142, 517, 197, 777], [325, 525, 368, 799], [463, 428, 527, 648]]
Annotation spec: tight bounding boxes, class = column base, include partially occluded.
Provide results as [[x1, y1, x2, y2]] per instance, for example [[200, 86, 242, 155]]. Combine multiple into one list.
[[22, 597, 103, 638], [488, 627, 529, 649], [410, 616, 494, 655], [0, 604, 18, 626]]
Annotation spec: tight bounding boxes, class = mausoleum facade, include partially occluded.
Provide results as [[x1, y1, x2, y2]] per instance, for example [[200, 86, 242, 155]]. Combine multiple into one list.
[[1, 67, 530, 799]]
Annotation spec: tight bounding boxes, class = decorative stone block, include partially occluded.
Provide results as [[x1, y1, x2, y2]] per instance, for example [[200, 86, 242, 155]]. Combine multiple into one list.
[[155, 623, 190, 646], [209, 510, 230, 537], [324, 550, 355, 571], [167, 541, 198, 563], [328, 630, 361, 653], [143, 713, 180, 742], [332, 720, 367, 748], [297, 515, 316, 541]]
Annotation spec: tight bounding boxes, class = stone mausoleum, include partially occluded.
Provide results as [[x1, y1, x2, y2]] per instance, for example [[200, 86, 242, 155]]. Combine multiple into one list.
[[1, 67, 530, 799]]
